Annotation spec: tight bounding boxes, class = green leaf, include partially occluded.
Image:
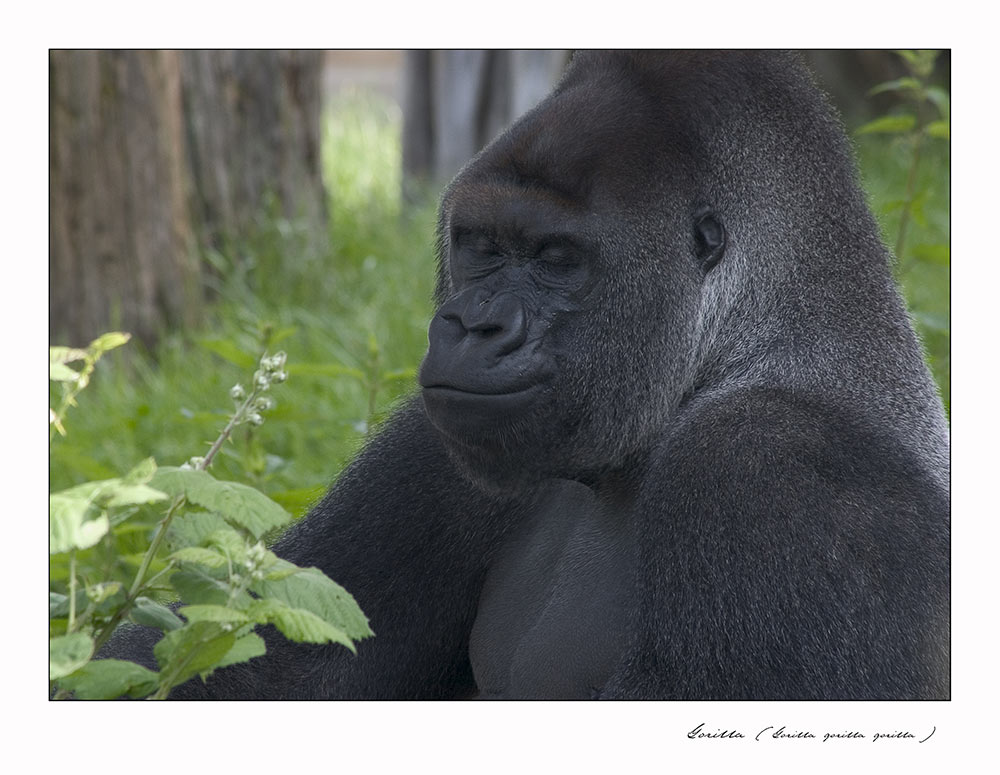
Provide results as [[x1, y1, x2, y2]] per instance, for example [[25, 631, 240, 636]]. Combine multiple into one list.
[[152, 467, 291, 539], [86, 581, 123, 605], [214, 633, 267, 671], [246, 599, 356, 651], [199, 338, 256, 370], [50, 346, 88, 365], [89, 331, 131, 353], [154, 621, 236, 686], [867, 76, 923, 97], [204, 528, 250, 561], [104, 484, 169, 508], [894, 49, 938, 78], [924, 86, 950, 120], [54, 473, 167, 509], [178, 604, 251, 624], [252, 561, 372, 641], [170, 546, 229, 569], [130, 597, 185, 631], [51, 591, 68, 617], [122, 457, 158, 485], [856, 114, 917, 135], [57, 659, 159, 699], [263, 565, 301, 581], [50, 633, 94, 680], [49, 493, 109, 554], [170, 567, 232, 606], [167, 510, 231, 550], [49, 362, 81, 382], [925, 120, 949, 140]]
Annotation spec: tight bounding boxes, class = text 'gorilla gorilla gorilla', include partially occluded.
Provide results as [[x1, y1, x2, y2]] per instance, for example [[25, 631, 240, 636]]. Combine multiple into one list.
[[106, 50, 950, 699]]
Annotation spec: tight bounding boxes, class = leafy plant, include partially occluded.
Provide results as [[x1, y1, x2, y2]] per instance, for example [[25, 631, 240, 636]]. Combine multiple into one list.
[[856, 50, 950, 412], [50, 336, 372, 699], [857, 49, 950, 271]]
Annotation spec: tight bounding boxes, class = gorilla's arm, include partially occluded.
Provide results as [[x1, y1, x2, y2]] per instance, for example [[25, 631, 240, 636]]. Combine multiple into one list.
[[605, 387, 950, 701], [101, 398, 512, 699]]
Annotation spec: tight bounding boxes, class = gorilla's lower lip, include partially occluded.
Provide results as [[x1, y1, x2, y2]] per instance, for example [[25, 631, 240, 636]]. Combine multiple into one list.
[[421, 385, 544, 430]]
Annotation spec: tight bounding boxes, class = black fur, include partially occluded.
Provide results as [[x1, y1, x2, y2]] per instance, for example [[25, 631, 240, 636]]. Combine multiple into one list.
[[102, 51, 950, 699]]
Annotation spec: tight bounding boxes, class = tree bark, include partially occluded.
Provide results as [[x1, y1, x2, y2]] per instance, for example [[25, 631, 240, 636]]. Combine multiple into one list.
[[180, 50, 327, 255], [49, 50, 328, 346], [50, 50, 198, 345]]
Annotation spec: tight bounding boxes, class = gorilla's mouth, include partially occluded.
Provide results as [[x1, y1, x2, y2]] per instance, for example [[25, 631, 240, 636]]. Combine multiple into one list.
[[421, 384, 546, 437]]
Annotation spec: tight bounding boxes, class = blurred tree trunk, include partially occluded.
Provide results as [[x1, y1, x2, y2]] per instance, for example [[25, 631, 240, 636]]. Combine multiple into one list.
[[50, 50, 197, 345], [402, 50, 569, 197], [180, 50, 326, 256], [49, 50, 327, 346]]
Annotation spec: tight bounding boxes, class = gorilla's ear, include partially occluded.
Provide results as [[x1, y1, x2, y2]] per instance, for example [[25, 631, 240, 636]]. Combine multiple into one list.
[[694, 211, 726, 273]]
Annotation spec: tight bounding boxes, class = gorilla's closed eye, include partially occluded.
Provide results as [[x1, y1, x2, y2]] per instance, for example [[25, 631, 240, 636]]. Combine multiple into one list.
[[694, 212, 726, 273]]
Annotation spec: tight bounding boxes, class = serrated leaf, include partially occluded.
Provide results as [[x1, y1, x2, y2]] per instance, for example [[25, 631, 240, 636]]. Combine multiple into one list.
[[214, 633, 267, 671], [178, 604, 251, 624], [857, 114, 917, 135], [50, 633, 94, 679], [251, 561, 372, 641], [130, 597, 184, 631], [154, 621, 236, 687], [49, 493, 109, 554], [246, 599, 356, 651], [170, 567, 232, 606], [167, 510, 231, 550], [152, 467, 291, 539], [204, 528, 249, 561], [54, 474, 167, 510], [57, 658, 159, 699], [170, 546, 229, 569], [105, 484, 169, 508]]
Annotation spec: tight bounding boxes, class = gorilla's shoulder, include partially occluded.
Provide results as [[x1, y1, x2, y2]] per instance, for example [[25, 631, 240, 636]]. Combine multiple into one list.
[[657, 386, 948, 517]]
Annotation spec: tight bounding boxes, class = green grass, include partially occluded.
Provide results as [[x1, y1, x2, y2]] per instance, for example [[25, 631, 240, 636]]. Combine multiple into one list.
[[50, 90, 438, 520]]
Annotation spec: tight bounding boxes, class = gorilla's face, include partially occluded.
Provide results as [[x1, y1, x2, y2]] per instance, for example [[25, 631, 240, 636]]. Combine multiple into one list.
[[419, 62, 724, 491]]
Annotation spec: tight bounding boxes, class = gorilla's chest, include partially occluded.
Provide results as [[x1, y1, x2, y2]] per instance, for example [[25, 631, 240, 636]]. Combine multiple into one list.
[[469, 480, 634, 699]]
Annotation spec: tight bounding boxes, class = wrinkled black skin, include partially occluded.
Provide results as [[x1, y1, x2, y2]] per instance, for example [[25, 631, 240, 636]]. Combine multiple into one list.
[[102, 51, 950, 699]]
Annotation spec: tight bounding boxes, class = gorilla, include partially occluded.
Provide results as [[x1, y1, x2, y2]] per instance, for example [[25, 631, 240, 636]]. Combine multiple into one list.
[[104, 50, 950, 699]]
